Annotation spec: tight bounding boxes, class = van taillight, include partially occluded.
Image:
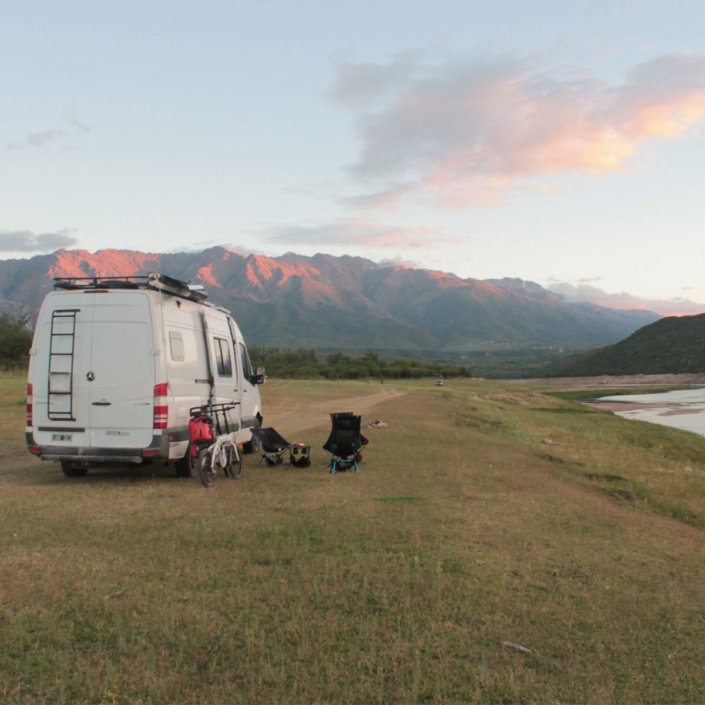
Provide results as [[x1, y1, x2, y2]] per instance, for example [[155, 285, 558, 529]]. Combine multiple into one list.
[[26, 383, 33, 428], [153, 383, 168, 429]]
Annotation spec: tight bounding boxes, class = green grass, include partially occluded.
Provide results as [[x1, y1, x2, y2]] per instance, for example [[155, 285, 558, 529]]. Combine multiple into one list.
[[3, 370, 705, 703]]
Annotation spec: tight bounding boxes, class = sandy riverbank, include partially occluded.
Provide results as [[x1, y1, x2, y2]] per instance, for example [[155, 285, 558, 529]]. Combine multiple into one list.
[[513, 373, 705, 392]]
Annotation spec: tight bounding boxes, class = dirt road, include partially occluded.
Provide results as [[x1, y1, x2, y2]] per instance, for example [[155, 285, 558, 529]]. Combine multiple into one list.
[[265, 385, 406, 437]]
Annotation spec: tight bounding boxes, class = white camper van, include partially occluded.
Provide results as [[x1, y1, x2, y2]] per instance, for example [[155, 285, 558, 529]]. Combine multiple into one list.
[[26, 272, 264, 477]]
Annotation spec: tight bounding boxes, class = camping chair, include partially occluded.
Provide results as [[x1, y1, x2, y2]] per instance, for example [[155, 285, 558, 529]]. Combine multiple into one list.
[[322, 412, 369, 474], [250, 427, 292, 466]]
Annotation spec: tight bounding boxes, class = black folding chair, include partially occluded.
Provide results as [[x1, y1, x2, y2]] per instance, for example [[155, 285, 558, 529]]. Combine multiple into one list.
[[322, 412, 368, 474], [250, 427, 292, 466]]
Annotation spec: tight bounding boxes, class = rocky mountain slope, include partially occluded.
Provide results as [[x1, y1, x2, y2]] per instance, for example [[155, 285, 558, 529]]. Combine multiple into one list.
[[0, 247, 659, 351]]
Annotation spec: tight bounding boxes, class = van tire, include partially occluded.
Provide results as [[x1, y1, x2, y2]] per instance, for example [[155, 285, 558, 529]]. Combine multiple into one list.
[[175, 448, 193, 478], [61, 461, 88, 478], [243, 416, 263, 454]]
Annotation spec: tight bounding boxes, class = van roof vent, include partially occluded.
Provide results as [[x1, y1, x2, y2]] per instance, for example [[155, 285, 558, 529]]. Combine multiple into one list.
[[53, 272, 209, 303]]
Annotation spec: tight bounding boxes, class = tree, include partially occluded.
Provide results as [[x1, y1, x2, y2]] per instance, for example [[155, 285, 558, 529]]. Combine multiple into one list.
[[0, 313, 32, 367]]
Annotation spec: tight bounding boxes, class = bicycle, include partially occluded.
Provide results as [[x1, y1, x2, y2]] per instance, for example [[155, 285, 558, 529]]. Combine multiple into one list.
[[188, 401, 243, 488]]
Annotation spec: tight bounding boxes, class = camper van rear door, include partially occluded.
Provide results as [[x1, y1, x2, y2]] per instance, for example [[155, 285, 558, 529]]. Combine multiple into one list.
[[87, 294, 154, 448]]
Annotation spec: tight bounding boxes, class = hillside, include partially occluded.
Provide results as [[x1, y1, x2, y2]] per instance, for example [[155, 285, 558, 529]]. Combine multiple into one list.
[[542, 313, 705, 376], [0, 247, 658, 353]]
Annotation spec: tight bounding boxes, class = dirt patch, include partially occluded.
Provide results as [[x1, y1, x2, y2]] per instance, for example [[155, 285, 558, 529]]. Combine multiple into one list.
[[483, 393, 533, 406]]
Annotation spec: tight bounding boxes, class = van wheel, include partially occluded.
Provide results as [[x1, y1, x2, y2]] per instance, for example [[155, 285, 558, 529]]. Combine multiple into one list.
[[243, 417, 263, 454], [61, 461, 88, 478], [175, 448, 193, 478]]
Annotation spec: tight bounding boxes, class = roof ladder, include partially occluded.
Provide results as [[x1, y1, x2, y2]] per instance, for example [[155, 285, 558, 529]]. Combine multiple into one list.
[[47, 309, 79, 421]]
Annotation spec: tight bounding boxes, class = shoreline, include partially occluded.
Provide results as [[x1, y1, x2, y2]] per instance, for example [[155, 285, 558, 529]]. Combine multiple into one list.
[[509, 373, 705, 419], [513, 372, 705, 391], [584, 400, 698, 416]]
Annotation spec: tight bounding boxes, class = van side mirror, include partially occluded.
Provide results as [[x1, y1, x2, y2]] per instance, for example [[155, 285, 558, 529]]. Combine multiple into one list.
[[250, 367, 266, 385]]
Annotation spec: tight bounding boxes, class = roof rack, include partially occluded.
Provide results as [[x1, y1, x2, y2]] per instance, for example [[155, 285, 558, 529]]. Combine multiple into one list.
[[53, 271, 209, 303]]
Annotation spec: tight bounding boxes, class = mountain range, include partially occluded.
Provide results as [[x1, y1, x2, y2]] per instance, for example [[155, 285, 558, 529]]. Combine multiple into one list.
[[0, 247, 659, 353]]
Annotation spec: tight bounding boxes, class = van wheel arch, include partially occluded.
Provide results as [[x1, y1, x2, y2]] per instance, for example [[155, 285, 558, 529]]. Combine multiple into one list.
[[175, 446, 194, 478], [61, 461, 88, 478]]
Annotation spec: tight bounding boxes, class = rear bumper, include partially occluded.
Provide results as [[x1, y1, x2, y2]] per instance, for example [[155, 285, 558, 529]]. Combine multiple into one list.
[[26, 431, 170, 463]]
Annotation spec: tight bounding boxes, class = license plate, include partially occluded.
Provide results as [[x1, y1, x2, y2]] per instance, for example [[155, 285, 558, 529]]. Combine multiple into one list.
[[52, 433, 73, 442]]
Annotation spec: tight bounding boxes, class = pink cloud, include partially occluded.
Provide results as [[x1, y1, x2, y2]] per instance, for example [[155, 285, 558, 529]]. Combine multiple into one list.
[[548, 281, 705, 317], [332, 52, 705, 207]]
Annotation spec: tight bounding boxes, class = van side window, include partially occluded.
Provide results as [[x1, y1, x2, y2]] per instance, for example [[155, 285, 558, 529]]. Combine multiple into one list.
[[239, 343, 253, 381], [214, 337, 233, 377], [168, 330, 185, 362]]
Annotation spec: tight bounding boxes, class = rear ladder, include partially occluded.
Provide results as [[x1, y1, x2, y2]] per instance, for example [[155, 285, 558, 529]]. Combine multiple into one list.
[[47, 309, 79, 421]]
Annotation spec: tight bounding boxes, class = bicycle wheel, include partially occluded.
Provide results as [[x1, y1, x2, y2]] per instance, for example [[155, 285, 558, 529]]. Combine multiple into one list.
[[196, 447, 216, 488], [218, 444, 243, 479], [231, 444, 244, 480], [219, 444, 234, 479]]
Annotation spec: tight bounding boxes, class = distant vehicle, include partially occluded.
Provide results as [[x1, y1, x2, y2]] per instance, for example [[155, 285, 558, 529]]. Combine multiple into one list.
[[26, 272, 264, 478], [435, 379, 444, 386]]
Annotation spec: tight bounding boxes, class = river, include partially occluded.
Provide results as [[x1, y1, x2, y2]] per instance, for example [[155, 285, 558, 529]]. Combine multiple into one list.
[[598, 387, 705, 437]]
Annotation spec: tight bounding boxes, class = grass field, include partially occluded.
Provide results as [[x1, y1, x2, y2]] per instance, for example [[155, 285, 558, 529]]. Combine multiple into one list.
[[2, 370, 705, 704]]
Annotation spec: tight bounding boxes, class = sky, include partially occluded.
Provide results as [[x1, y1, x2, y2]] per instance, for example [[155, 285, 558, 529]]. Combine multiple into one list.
[[2, 0, 705, 314]]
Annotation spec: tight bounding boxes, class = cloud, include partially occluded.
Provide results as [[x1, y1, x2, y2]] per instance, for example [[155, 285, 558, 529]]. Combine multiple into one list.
[[377, 256, 419, 269], [6, 110, 92, 150], [65, 110, 91, 135], [0, 229, 80, 253], [548, 281, 705, 317], [7, 130, 62, 150], [265, 219, 461, 249], [331, 52, 705, 207]]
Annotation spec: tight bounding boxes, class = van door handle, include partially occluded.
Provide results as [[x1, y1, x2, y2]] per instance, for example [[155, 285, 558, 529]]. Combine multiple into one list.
[[92, 401, 112, 406]]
